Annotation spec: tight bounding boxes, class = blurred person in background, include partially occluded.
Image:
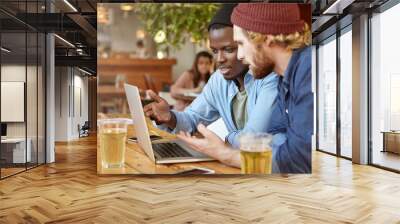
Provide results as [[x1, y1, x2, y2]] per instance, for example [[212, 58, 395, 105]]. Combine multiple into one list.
[[170, 51, 213, 111], [136, 39, 148, 58]]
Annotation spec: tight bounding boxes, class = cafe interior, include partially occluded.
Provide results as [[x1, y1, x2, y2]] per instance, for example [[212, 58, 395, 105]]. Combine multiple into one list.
[[0, 0, 400, 223], [97, 3, 216, 114]]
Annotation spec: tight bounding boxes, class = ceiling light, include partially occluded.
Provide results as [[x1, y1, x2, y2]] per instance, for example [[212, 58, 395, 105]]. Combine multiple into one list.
[[97, 6, 110, 25], [54, 34, 75, 48], [136, 30, 145, 39], [323, 0, 355, 15], [63, 0, 78, 12], [78, 67, 93, 76], [120, 4, 134, 11], [1, 47, 11, 53]]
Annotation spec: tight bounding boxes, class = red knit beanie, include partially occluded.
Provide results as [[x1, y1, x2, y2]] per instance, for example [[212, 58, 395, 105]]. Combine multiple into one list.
[[231, 3, 305, 35]]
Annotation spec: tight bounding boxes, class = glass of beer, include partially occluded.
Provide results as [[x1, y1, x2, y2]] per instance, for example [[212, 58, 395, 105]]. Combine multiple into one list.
[[98, 118, 132, 168], [239, 133, 273, 174]]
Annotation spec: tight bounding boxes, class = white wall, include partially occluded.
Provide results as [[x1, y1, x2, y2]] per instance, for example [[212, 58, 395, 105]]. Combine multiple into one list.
[[170, 40, 197, 81], [72, 74, 89, 138], [1, 64, 46, 164], [76, 74, 89, 123], [55, 67, 69, 141], [1, 65, 28, 137], [54, 67, 89, 141]]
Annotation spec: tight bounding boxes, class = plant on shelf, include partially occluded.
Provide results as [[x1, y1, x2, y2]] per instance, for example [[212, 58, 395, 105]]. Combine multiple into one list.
[[134, 3, 220, 56]]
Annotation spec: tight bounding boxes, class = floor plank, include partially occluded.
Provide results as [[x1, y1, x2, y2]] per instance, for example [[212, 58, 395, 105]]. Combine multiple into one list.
[[0, 136, 399, 223]]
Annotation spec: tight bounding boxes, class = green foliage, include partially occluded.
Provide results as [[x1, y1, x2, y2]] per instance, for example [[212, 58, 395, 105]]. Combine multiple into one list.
[[134, 3, 220, 51]]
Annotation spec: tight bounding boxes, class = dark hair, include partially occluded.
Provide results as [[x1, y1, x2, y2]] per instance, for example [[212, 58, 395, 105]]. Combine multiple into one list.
[[207, 4, 237, 31], [136, 40, 144, 48], [189, 51, 213, 87], [208, 23, 230, 31]]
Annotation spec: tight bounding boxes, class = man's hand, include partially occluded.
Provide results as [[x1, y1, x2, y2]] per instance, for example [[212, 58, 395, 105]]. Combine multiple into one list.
[[143, 90, 176, 128], [177, 124, 240, 168]]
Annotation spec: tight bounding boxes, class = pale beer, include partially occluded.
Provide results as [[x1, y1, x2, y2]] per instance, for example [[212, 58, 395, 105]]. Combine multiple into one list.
[[98, 118, 131, 168], [239, 133, 273, 174], [100, 128, 127, 168], [240, 149, 272, 174]]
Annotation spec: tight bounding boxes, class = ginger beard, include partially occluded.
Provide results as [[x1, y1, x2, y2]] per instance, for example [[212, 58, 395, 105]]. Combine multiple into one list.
[[233, 25, 275, 79], [247, 44, 274, 79]]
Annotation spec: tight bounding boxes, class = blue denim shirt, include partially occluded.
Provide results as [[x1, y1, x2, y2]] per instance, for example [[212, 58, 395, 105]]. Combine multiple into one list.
[[269, 46, 313, 173], [160, 70, 285, 148]]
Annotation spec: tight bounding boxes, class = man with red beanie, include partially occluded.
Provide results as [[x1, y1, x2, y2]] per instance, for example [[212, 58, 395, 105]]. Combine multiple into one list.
[[178, 3, 312, 173]]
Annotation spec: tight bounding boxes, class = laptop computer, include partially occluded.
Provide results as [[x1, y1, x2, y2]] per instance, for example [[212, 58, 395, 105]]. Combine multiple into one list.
[[124, 83, 214, 164]]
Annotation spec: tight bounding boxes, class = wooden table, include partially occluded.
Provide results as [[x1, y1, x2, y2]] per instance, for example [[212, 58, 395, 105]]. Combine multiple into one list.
[[97, 114, 240, 175]]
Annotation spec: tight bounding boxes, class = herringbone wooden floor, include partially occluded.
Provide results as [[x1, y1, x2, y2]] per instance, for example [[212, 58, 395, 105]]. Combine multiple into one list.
[[1, 136, 400, 224]]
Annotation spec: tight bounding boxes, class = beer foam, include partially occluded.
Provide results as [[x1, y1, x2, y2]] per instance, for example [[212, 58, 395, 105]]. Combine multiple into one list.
[[240, 146, 271, 152]]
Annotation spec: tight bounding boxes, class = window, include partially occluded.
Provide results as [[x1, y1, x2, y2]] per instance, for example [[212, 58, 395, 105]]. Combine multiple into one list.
[[370, 2, 400, 171], [339, 28, 352, 158], [317, 36, 337, 154]]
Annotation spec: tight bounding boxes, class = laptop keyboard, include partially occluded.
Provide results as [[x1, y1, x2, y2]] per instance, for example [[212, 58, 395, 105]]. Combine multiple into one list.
[[152, 142, 193, 159]]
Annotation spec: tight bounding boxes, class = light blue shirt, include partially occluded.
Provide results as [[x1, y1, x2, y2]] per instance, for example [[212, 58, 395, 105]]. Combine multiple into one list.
[[160, 70, 285, 148]]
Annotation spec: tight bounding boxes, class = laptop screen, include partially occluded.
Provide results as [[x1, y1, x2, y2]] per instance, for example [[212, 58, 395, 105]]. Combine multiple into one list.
[[124, 84, 155, 161]]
